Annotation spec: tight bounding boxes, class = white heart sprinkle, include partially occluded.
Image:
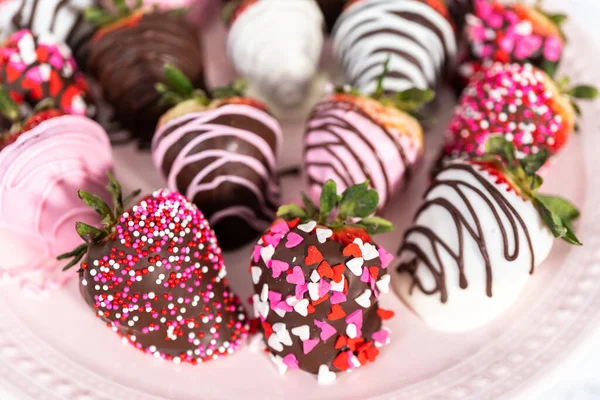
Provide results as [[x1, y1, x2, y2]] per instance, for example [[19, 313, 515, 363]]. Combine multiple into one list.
[[256, 301, 270, 319], [274, 308, 287, 318], [291, 325, 310, 341], [352, 238, 364, 247], [298, 220, 317, 233], [260, 245, 275, 264], [318, 365, 336, 385], [267, 333, 283, 352], [310, 270, 321, 283], [316, 228, 333, 243], [260, 283, 269, 302], [355, 289, 372, 308], [286, 296, 300, 307], [271, 354, 288, 375], [294, 299, 309, 317], [273, 323, 293, 346], [362, 243, 379, 261], [308, 282, 320, 301], [251, 267, 262, 284], [331, 275, 345, 292], [376, 275, 391, 294], [346, 257, 364, 276], [346, 323, 357, 339]]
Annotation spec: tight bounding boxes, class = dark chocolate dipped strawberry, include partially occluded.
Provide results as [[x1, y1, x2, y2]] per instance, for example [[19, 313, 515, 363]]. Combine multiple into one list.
[[457, 0, 568, 88], [250, 180, 395, 383], [305, 60, 434, 209], [59, 174, 249, 363], [0, 29, 91, 117], [439, 62, 597, 172], [152, 66, 282, 251], [86, 1, 205, 147]]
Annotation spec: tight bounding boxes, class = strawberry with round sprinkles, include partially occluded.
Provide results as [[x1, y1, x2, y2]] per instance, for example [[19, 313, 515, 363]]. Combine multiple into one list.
[[59, 174, 249, 364], [439, 62, 597, 170], [0, 29, 91, 117], [250, 180, 395, 383], [396, 136, 582, 332], [457, 0, 568, 87], [305, 60, 434, 208]]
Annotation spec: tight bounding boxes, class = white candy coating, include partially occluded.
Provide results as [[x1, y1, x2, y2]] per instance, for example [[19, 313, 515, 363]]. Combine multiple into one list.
[[227, 0, 325, 107], [394, 161, 554, 332]]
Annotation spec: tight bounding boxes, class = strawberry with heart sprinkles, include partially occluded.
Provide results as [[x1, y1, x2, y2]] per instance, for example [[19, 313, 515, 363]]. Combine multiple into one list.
[[249, 180, 395, 384], [60, 176, 249, 364]]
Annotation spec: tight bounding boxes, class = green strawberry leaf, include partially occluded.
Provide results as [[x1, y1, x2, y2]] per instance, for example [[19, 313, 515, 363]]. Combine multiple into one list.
[[106, 171, 124, 217], [123, 189, 142, 209], [338, 181, 379, 220], [356, 216, 395, 234], [78, 190, 113, 221], [319, 180, 338, 223], [519, 149, 549, 177], [568, 85, 598, 99], [535, 197, 582, 245], [277, 204, 307, 220], [164, 64, 195, 98], [536, 194, 580, 221], [540, 59, 559, 79], [530, 174, 544, 191], [76, 222, 106, 243], [301, 193, 319, 221], [57, 243, 88, 261], [572, 101, 582, 117], [485, 135, 516, 166], [548, 13, 568, 26], [373, 57, 391, 99], [0, 86, 20, 123]]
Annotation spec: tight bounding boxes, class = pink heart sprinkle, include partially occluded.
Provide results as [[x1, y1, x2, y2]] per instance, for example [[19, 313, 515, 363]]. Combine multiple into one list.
[[303, 339, 319, 354], [271, 221, 290, 234], [285, 232, 304, 248], [253, 246, 262, 263], [330, 292, 346, 304], [372, 329, 389, 344], [378, 247, 393, 269], [295, 283, 308, 299], [286, 266, 305, 285], [264, 233, 282, 248], [360, 267, 370, 283], [276, 301, 293, 312], [282, 353, 299, 369], [270, 260, 290, 278], [314, 320, 336, 341], [346, 309, 363, 331], [318, 280, 331, 298], [268, 291, 282, 308]]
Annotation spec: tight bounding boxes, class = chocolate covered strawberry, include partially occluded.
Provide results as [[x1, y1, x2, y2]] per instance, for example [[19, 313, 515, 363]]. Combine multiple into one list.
[[250, 180, 395, 384], [152, 66, 282, 250], [59, 174, 249, 363], [396, 136, 581, 332], [440, 62, 597, 169], [86, 2, 204, 147], [305, 61, 434, 208], [457, 0, 567, 87], [0, 29, 90, 116]]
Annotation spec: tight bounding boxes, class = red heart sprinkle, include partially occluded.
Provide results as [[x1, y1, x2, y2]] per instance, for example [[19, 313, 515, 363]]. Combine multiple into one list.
[[342, 243, 362, 258], [262, 321, 273, 338], [332, 352, 350, 372], [335, 336, 348, 350], [307, 304, 316, 314], [305, 245, 323, 266], [347, 337, 365, 351], [311, 293, 329, 306], [327, 304, 346, 320], [317, 260, 334, 279], [369, 266, 379, 280], [377, 308, 395, 320], [332, 264, 345, 283]]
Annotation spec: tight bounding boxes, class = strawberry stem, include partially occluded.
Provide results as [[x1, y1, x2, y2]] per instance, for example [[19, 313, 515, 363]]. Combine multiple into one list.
[[277, 181, 394, 235], [85, 0, 143, 27], [58, 171, 141, 271], [0, 86, 20, 124]]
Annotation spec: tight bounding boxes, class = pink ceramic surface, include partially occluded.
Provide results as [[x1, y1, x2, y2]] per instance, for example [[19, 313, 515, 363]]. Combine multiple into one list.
[[1, 9, 600, 400]]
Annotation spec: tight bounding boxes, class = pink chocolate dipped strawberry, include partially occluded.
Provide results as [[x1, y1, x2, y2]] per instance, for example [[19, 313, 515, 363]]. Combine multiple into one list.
[[250, 180, 395, 384], [59, 177, 249, 364], [304, 61, 434, 208], [457, 0, 567, 87], [0, 29, 90, 116], [440, 63, 597, 168], [0, 86, 113, 290]]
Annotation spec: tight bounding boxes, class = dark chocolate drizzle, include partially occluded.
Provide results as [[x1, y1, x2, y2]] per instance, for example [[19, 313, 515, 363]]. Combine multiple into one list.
[[397, 163, 535, 303]]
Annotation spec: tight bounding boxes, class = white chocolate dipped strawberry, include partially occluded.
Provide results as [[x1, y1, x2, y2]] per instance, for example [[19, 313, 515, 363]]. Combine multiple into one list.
[[395, 136, 581, 332]]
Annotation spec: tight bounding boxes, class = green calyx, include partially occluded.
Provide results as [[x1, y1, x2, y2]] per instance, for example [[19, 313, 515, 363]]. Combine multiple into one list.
[[554, 76, 598, 128], [0, 85, 59, 137], [533, 0, 568, 40], [156, 64, 248, 108], [85, 0, 142, 27], [481, 136, 582, 245], [338, 57, 436, 120], [277, 180, 395, 235], [0, 86, 20, 124], [222, 0, 245, 25], [57, 171, 141, 271]]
